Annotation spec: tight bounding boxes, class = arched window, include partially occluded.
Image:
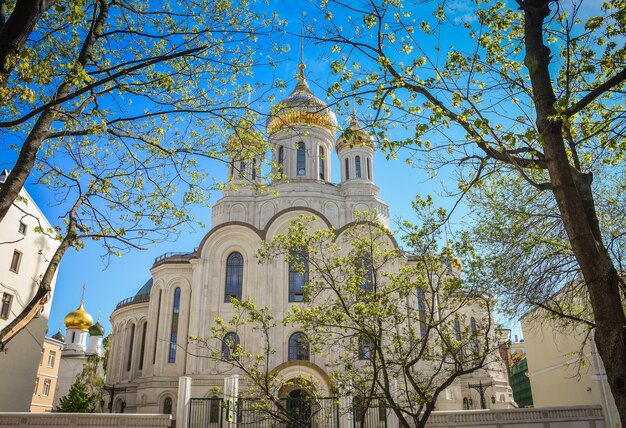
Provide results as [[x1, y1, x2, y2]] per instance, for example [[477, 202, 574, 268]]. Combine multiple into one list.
[[358, 336, 373, 360], [355, 156, 362, 178], [417, 289, 427, 338], [252, 158, 257, 181], [222, 332, 240, 360], [115, 398, 126, 413], [162, 397, 173, 415], [454, 317, 463, 361], [225, 252, 244, 302], [289, 247, 308, 302], [239, 161, 246, 179], [288, 332, 309, 361], [152, 290, 162, 364], [470, 317, 479, 352], [319, 146, 325, 180], [126, 323, 135, 371], [359, 253, 373, 292], [367, 157, 372, 180], [168, 287, 181, 363], [345, 158, 350, 180], [138, 322, 148, 370], [297, 142, 306, 176], [278, 146, 284, 174], [454, 318, 462, 340], [229, 163, 234, 178]]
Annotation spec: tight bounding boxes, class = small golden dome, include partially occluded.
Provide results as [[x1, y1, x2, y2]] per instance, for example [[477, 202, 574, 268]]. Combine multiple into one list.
[[336, 113, 375, 152], [441, 243, 462, 271], [266, 64, 338, 136], [64, 301, 94, 331]]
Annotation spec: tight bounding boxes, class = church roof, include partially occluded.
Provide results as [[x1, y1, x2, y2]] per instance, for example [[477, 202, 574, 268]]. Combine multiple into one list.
[[135, 278, 153, 297]]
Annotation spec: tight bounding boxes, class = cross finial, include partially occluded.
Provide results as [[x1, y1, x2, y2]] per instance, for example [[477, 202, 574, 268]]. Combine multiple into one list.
[[81, 283, 86, 303], [298, 11, 306, 79]]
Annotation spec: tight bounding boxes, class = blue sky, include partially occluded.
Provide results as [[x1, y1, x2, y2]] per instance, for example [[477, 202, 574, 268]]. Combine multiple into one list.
[[1, 0, 527, 341]]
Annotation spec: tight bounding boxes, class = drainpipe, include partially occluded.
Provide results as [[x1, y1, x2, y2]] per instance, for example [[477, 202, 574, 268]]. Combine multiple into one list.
[[591, 329, 614, 428]]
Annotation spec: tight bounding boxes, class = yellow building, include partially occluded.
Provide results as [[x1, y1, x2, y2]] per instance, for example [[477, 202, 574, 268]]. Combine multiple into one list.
[[509, 339, 527, 364], [522, 311, 619, 428], [30, 335, 64, 412]]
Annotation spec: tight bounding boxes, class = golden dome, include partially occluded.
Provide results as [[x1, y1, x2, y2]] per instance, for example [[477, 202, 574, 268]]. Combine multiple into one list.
[[64, 301, 94, 331], [266, 64, 338, 136], [336, 113, 375, 152]]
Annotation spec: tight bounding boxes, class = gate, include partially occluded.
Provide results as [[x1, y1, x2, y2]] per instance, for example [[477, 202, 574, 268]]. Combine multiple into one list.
[[237, 397, 339, 428], [189, 397, 224, 428], [352, 399, 387, 428], [189, 397, 386, 427]]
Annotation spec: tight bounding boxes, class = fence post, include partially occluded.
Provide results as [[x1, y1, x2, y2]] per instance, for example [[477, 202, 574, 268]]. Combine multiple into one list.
[[176, 377, 192, 428]]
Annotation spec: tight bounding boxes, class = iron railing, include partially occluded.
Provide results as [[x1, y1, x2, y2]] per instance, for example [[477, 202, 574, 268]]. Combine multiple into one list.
[[153, 250, 196, 266], [188, 397, 389, 428], [115, 293, 150, 310]]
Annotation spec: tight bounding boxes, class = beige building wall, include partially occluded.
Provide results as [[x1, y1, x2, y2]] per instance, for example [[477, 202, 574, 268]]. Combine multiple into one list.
[[31, 336, 63, 412], [521, 313, 619, 428], [0, 181, 60, 411]]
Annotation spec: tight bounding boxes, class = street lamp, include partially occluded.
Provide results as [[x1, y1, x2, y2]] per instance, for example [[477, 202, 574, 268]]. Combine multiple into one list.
[[467, 381, 493, 409]]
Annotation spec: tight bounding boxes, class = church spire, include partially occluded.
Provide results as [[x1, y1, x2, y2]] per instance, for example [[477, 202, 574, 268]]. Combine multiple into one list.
[[296, 12, 308, 88]]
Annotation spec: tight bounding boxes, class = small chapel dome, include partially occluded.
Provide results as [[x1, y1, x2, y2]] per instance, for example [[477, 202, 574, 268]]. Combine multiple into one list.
[[336, 113, 375, 153], [89, 321, 105, 337], [441, 243, 462, 271], [266, 63, 338, 136], [63, 301, 94, 331], [51, 330, 65, 342]]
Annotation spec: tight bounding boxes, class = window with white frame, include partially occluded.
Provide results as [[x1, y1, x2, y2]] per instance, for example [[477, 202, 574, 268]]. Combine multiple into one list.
[[42, 379, 51, 397], [47, 350, 56, 368]]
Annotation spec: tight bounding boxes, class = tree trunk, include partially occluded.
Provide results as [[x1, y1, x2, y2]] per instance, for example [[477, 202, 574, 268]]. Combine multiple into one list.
[[0, 110, 54, 223], [0, 0, 108, 223], [523, 0, 626, 424], [0, 0, 54, 84]]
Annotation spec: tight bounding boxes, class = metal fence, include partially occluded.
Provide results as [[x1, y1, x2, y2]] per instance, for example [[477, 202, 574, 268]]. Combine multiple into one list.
[[189, 397, 388, 428]]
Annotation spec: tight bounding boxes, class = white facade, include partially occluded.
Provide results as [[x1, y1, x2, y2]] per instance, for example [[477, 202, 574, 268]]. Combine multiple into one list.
[[0, 174, 61, 411], [106, 69, 513, 417]]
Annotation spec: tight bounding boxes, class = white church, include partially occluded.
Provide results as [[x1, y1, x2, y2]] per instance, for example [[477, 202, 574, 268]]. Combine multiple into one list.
[[105, 63, 515, 419]]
